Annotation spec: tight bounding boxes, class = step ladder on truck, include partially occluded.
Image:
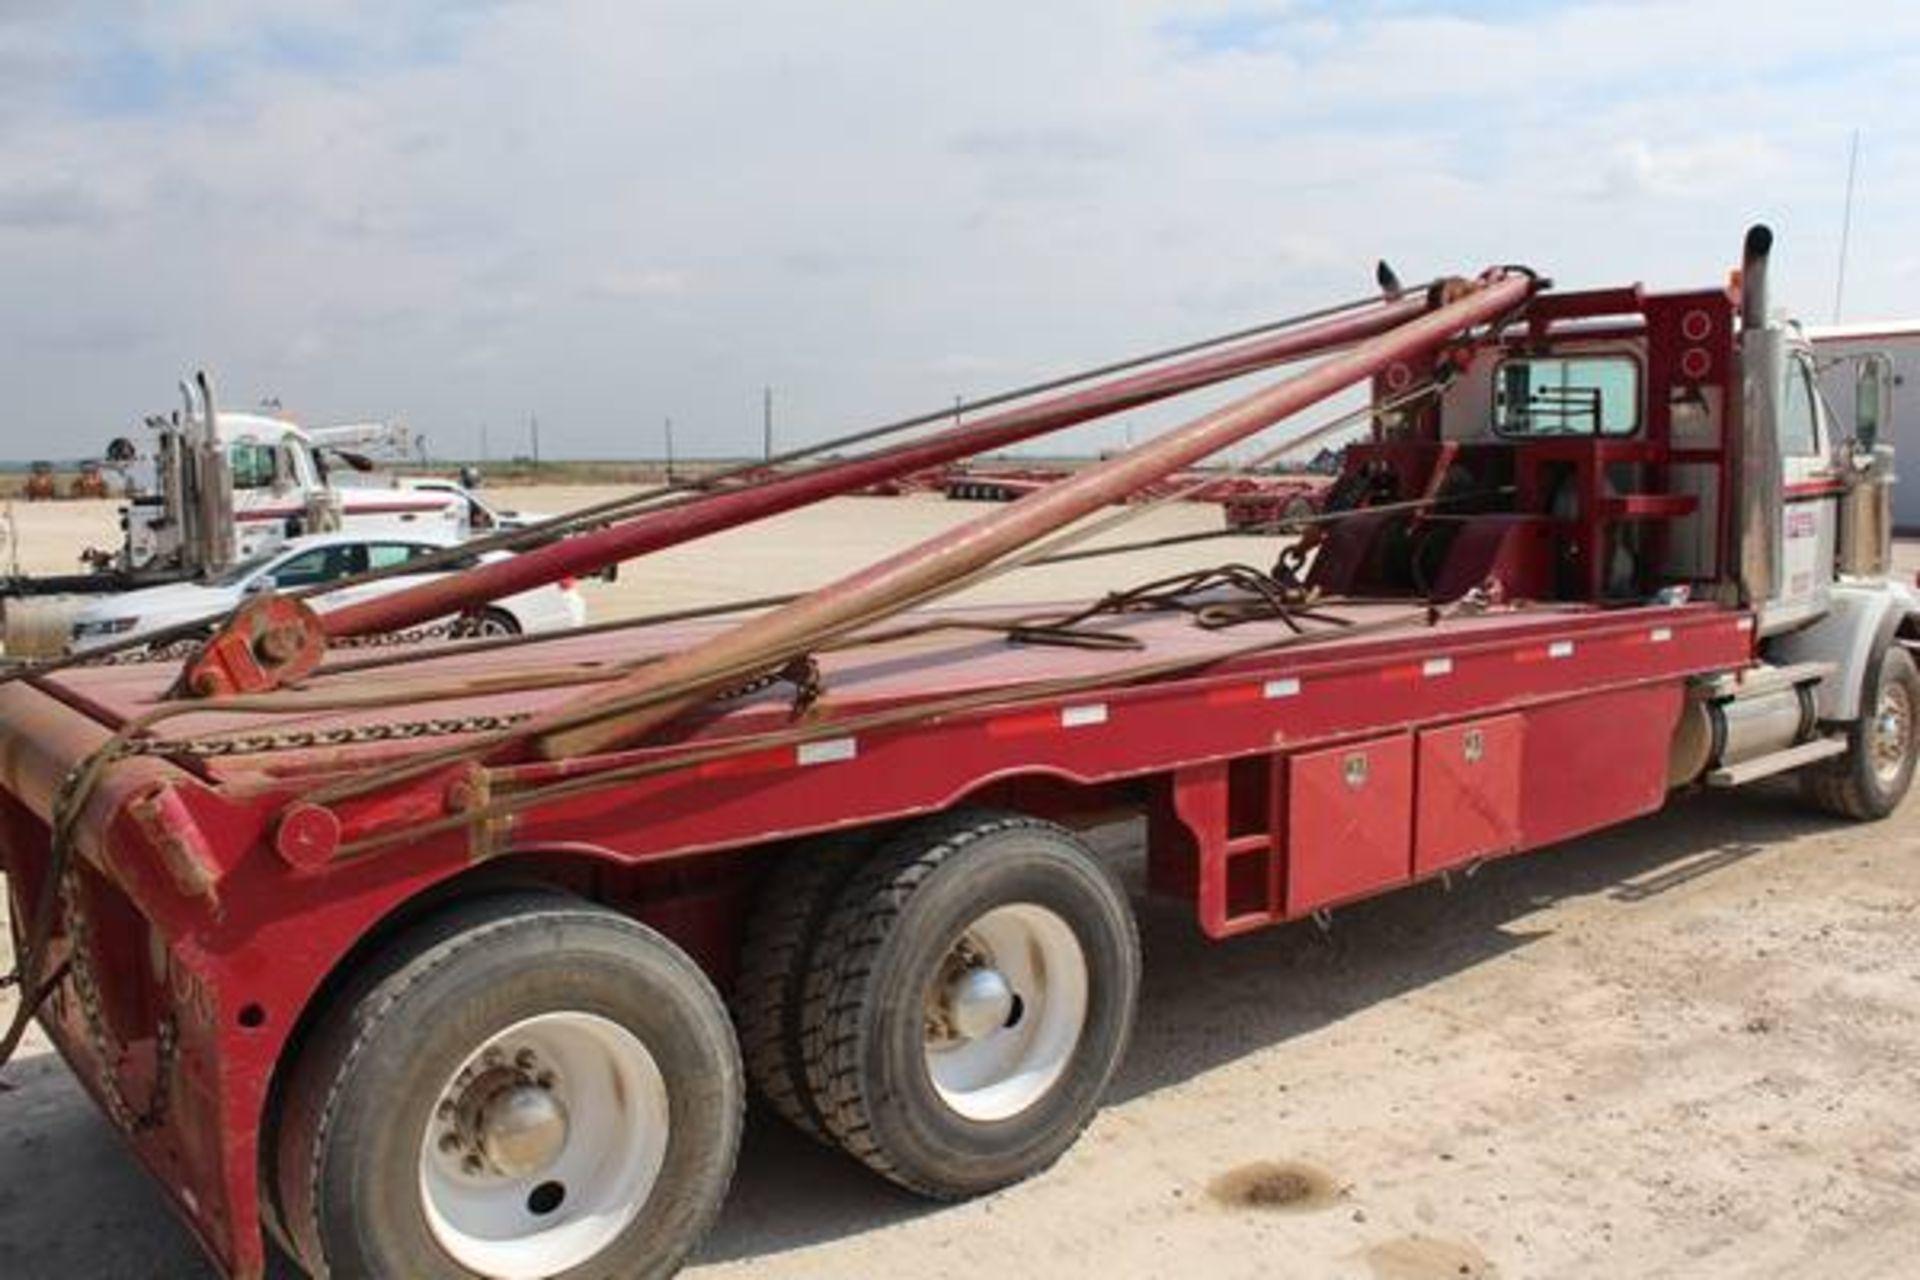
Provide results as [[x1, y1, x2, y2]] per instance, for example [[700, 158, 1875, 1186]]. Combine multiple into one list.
[[0, 226, 1914, 1280]]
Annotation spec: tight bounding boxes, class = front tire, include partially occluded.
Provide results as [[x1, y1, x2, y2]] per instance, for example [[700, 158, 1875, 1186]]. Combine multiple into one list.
[[274, 891, 742, 1280], [1804, 645, 1920, 820], [798, 811, 1140, 1199]]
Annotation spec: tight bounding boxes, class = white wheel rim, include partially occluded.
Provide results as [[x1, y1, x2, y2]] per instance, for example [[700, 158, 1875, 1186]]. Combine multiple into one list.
[[923, 904, 1088, 1122], [419, 1012, 668, 1279], [1873, 679, 1913, 787]]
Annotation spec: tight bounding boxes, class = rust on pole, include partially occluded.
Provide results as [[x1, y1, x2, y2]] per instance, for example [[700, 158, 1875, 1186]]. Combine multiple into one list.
[[531, 268, 1535, 759]]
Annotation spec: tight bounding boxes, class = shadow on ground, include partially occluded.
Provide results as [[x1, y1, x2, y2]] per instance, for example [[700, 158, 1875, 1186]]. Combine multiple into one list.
[[0, 785, 1834, 1278]]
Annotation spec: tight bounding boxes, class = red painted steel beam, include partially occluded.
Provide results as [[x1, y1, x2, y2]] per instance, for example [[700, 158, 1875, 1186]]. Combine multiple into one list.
[[317, 298, 1427, 640], [531, 269, 1535, 759]]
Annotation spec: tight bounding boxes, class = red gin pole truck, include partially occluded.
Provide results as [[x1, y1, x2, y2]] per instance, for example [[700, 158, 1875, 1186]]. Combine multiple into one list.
[[0, 227, 1913, 1278]]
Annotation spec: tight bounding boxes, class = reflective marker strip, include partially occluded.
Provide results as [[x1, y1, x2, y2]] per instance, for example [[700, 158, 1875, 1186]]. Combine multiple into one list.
[[1265, 677, 1301, 700], [1737, 617, 1755, 632], [1548, 640, 1575, 660], [1383, 656, 1453, 682], [1650, 626, 1673, 643], [797, 737, 857, 766], [1061, 703, 1108, 728]]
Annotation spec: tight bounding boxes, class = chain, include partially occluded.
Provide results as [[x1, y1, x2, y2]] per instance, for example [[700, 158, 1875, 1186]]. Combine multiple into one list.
[[330, 620, 461, 649], [39, 758, 178, 1135], [716, 655, 823, 717], [78, 637, 203, 667], [74, 620, 470, 669], [60, 857, 178, 1134], [118, 710, 534, 759]]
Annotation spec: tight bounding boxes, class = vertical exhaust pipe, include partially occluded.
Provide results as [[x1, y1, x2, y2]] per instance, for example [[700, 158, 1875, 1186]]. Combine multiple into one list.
[[1739, 224, 1772, 332], [1736, 224, 1781, 609]]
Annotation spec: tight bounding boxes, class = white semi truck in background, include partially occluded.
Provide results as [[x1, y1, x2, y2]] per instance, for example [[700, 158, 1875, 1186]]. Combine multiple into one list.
[[2, 375, 516, 598], [0, 374, 498, 653]]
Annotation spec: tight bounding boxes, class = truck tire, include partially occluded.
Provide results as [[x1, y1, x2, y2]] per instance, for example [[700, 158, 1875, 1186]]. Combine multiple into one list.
[[274, 891, 742, 1280], [733, 836, 874, 1143], [798, 810, 1140, 1199], [1803, 645, 1920, 820]]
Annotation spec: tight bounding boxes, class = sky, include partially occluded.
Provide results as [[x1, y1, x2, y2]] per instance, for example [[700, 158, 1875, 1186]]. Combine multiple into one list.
[[1, 0, 1917, 462]]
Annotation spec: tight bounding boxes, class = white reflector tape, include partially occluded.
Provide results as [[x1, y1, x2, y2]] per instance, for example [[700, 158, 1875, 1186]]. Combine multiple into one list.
[[1264, 677, 1301, 700], [797, 737, 857, 766], [1737, 617, 1755, 632], [1548, 640, 1575, 659], [1650, 627, 1672, 643], [1061, 703, 1108, 728], [1422, 657, 1453, 678]]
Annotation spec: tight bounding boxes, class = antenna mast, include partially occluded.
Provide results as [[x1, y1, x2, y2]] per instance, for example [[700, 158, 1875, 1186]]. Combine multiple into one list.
[[1833, 129, 1861, 323]]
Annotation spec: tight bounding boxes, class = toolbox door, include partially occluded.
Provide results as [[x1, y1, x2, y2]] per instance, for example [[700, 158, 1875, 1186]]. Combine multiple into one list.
[[1284, 732, 1414, 915], [1414, 714, 1524, 877]]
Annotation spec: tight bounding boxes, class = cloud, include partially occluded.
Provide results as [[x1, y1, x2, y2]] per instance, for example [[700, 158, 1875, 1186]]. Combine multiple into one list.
[[0, 174, 113, 230], [585, 268, 690, 301], [0, 1, 1916, 457], [1598, 137, 1790, 202]]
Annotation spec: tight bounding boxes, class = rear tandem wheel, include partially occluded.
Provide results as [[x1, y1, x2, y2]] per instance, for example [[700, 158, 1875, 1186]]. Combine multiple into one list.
[[272, 891, 742, 1280], [795, 810, 1141, 1199]]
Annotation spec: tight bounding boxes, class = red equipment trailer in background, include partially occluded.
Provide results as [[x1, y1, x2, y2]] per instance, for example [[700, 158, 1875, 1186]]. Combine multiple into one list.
[[1, 228, 1915, 1280]]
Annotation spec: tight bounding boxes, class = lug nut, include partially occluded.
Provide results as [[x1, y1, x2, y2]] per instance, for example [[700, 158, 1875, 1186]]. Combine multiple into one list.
[[438, 1131, 463, 1155], [514, 1048, 538, 1071], [461, 1154, 485, 1176]]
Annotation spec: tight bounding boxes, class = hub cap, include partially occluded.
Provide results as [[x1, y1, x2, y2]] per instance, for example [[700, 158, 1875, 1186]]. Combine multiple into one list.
[[419, 1012, 668, 1279], [1872, 677, 1913, 787], [923, 904, 1088, 1122]]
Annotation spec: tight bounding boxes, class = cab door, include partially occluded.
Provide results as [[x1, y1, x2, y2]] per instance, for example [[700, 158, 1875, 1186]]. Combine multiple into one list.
[[1767, 348, 1838, 630]]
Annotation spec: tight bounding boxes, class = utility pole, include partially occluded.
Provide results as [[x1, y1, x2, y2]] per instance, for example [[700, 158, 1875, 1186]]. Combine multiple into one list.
[[762, 386, 773, 462], [529, 413, 541, 472], [664, 416, 676, 483], [480, 422, 489, 462]]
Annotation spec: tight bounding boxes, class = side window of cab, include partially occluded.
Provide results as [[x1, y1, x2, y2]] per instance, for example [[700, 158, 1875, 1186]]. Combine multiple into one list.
[[1778, 356, 1823, 458]]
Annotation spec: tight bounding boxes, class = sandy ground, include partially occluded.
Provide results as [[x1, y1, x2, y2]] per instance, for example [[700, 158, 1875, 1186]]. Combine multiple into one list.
[[5, 488, 1920, 1279]]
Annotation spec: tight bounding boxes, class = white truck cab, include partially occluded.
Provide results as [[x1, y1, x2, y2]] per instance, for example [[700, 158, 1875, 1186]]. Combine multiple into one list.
[[121, 394, 463, 576]]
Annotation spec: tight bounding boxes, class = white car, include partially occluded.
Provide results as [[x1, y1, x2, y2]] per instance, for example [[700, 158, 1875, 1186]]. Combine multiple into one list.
[[68, 531, 586, 652], [398, 477, 551, 534]]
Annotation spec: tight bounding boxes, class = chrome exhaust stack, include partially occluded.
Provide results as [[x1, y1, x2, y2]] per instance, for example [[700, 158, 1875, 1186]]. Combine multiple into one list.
[[1735, 224, 1782, 608]]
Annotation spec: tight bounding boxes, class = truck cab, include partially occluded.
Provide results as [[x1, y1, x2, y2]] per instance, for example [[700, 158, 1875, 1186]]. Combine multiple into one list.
[[1307, 227, 1913, 806], [121, 404, 464, 578]]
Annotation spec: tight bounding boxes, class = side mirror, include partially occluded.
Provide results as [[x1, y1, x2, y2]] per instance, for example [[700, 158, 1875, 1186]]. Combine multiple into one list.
[[243, 577, 274, 595], [1855, 357, 1885, 448]]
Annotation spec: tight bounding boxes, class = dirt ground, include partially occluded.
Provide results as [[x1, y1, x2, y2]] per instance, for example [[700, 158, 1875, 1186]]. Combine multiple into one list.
[[5, 489, 1920, 1279]]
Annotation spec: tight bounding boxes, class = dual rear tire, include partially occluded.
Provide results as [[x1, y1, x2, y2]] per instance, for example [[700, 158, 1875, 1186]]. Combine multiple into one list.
[[739, 810, 1141, 1198], [271, 811, 1139, 1277]]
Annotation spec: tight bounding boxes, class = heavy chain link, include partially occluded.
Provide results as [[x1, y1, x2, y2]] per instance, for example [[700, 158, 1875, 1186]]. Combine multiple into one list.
[[47, 759, 178, 1135], [119, 710, 534, 759], [74, 619, 479, 669], [329, 620, 462, 649]]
